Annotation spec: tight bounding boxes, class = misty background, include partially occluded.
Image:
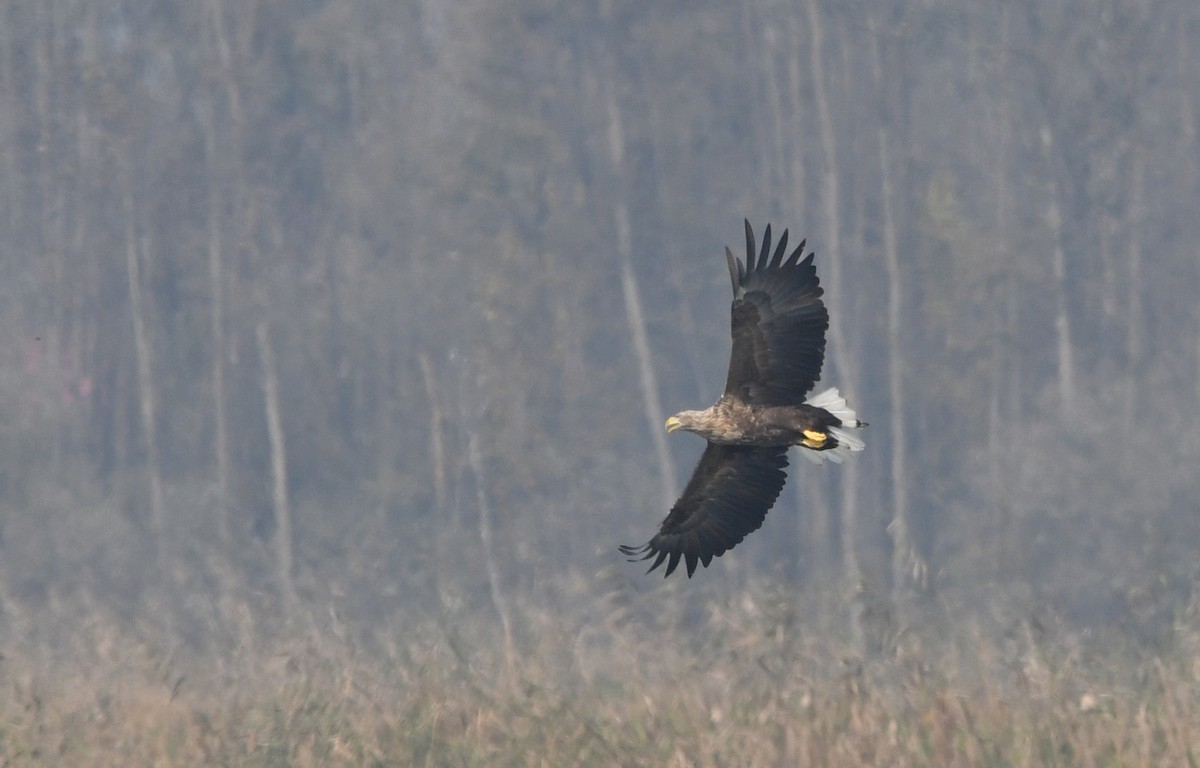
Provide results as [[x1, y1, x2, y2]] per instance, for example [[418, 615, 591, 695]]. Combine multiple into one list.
[[3, 0, 1200, 678]]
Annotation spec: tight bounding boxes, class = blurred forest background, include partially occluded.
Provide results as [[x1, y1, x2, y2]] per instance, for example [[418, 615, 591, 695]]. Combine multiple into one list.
[[2, 0, 1200, 763]]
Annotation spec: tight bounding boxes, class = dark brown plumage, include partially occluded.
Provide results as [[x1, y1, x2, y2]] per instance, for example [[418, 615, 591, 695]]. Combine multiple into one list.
[[620, 221, 867, 577]]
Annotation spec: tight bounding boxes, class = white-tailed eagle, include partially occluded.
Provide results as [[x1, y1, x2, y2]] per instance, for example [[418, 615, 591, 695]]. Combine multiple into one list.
[[620, 221, 867, 577]]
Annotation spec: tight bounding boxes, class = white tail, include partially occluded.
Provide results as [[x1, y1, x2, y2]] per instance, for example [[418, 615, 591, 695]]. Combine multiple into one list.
[[800, 387, 866, 464]]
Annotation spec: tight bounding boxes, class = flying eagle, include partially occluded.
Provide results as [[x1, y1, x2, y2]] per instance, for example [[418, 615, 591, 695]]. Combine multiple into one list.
[[620, 221, 867, 577]]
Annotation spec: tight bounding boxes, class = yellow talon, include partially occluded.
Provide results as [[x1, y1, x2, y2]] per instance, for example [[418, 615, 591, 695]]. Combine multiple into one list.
[[801, 429, 827, 448]]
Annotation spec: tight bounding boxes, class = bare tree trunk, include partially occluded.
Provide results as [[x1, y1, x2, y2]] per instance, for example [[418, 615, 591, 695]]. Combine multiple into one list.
[[1040, 128, 1076, 415], [419, 352, 448, 512], [467, 431, 518, 690], [807, 0, 864, 651], [780, 16, 819, 567], [805, 0, 859, 578], [806, 0, 842, 344], [995, 12, 1015, 438], [760, 24, 787, 197], [605, 77, 677, 511], [200, 102, 232, 544], [256, 320, 295, 604], [784, 14, 807, 222], [0, 7, 18, 236], [869, 17, 923, 600], [641, 63, 708, 405], [737, 0, 772, 188], [34, 0, 69, 474], [987, 5, 1022, 576], [877, 125, 923, 596], [1123, 149, 1144, 430], [206, 0, 244, 140], [1177, 19, 1200, 404], [205, 0, 252, 542], [123, 178, 168, 576]]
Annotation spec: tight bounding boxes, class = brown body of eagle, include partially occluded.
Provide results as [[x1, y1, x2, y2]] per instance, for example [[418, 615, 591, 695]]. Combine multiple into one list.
[[620, 221, 867, 578]]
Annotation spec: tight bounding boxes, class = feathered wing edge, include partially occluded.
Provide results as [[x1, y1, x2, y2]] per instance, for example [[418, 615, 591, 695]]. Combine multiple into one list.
[[726, 220, 812, 299], [619, 444, 789, 578], [724, 221, 827, 406]]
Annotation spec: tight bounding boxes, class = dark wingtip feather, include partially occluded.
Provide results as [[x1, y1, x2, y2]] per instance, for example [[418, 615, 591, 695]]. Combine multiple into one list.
[[725, 247, 741, 295], [770, 229, 790, 269], [785, 238, 809, 267], [618, 543, 652, 562], [759, 224, 772, 270], [743, 220, 756, 273], [663, 551, 681, 577]]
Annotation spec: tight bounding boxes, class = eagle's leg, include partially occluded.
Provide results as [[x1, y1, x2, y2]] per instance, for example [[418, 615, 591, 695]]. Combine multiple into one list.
[[800, 429, 828, 449]]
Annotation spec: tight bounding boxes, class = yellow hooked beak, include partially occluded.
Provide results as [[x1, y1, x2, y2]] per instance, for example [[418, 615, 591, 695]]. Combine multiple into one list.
[[665, 416, 682, 433]]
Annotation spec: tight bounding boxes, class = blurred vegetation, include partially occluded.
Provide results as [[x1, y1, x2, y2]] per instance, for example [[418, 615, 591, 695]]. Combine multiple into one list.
[[2, 587, 1199, 766], [1, 0, 1199, 762]]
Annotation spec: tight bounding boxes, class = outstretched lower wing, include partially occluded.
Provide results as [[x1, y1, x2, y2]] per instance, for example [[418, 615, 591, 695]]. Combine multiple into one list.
[[620, 443, 789, 577], [724, 221, 828, 406]]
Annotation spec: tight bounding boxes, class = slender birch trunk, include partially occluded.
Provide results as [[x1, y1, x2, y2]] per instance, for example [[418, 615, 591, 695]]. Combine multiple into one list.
[[123, 179, 168, 576], [0, 12, 19, 235], [784, 16, 806, 222], [467, 431, 518, 690], [605, 76, 677, 510], [736, 0, 772, 188], [760, 25, 787, 195], [805, 0, 861, 604], [878, 126, 923, 594], [1040, 127, 1076, 415], [869, 18, 923, 598], [34, 0, 70, 473], [984, 6, 1025, 577], [200, 103, 232, 543], [642, 67, 707, 404], [990, 5, 1015, 483], [782, 11, 828, 571], [256, 320, 295, 604], [1123, 149, 1144, 431], [1178, 21, 1200, 404], [205, 0, 250, 541], [419, 352, 447, 512]]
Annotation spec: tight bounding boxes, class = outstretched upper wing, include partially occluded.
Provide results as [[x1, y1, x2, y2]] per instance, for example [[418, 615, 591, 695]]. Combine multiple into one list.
[[723, 220, 828, 406], [619, 443, 789, 577]]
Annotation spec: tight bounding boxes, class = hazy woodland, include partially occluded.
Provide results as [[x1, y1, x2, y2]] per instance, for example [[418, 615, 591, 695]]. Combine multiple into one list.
[[2, 0, 1200, 764]]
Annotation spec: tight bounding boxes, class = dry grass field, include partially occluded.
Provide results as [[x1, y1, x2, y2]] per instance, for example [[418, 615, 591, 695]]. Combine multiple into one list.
[[1, 583, 1197, 767]]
